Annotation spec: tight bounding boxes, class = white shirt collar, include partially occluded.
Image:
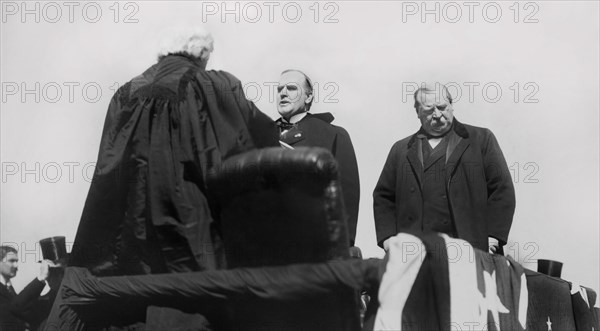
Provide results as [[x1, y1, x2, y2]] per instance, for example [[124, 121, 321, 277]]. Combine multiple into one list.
[[282, 112, 308, 124], [0, 275, 10, 287]]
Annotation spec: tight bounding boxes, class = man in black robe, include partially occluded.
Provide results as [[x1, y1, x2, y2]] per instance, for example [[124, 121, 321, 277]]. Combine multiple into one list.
[[68, 27, 278, 329], [70, 27, 278, 276]]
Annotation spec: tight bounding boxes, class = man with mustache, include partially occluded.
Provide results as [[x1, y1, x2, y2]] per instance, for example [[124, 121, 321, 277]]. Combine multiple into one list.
[[276, 70, 360, 247], [0, 246, 58, 331], [373, 83, 515, 254]]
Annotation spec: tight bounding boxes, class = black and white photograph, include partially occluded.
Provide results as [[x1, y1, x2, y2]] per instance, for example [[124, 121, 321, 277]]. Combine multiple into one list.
[[1, 1, 599, 330]]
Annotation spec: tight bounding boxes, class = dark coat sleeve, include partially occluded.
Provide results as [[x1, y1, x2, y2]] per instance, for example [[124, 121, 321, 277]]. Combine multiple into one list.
[[10, 278, 46, 323], [228, 76, 279, 149], [332, 127, 360, 246], [481, 130, 516, 244], [373, 142, 401, 248]]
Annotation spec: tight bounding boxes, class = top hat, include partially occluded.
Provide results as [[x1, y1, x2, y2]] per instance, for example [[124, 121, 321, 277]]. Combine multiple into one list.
[[39, 236, 68, 262], [537, 259, 563, 278]]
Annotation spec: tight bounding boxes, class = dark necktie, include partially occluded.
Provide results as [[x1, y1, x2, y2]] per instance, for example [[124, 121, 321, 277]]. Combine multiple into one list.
[[276, 120, 295, 131], [6, 283, 17, 297]]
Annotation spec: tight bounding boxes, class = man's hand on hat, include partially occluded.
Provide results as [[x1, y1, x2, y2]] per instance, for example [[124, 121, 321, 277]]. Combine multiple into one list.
[[37, 260, 57, 282]]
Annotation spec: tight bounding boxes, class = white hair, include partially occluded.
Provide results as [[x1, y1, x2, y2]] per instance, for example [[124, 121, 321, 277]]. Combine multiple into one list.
[[157, 26, 214, 61], [414, 82, 453, 109]]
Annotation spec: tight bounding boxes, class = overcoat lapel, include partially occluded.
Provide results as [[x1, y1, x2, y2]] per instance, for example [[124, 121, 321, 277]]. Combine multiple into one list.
[[407, 136, 423, 188], [445, 135, 469, 179]]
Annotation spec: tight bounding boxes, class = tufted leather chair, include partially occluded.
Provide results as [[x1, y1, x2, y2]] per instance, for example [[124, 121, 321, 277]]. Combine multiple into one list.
[[207, 146, 360, 331]]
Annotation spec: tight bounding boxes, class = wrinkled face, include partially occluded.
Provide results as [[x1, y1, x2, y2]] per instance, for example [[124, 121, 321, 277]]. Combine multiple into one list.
[[277, 71, 313, 120], [416, 91, 454, 136], [0, 252, 19, 280]]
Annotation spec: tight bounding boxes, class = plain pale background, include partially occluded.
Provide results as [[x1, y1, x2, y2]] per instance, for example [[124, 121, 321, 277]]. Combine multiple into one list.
[[1, 1, 599, 293]]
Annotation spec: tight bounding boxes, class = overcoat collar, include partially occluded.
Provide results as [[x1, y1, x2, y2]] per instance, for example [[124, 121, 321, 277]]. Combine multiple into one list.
[[406, 118, 471, 184]]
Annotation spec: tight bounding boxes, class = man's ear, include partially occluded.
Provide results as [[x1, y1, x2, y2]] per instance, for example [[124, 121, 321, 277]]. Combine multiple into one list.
[[305, 93, 314, 104]]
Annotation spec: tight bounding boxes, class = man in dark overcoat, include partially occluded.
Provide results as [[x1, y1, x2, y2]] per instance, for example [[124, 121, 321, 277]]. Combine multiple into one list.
[[373, 83, 515, 253], [1, 244, 63, 331], [1, 246, 26, 331], [276, 70, 361, 246]]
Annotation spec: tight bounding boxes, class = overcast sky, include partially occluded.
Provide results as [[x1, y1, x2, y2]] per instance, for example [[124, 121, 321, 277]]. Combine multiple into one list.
[[1, 1, 599, 292]]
